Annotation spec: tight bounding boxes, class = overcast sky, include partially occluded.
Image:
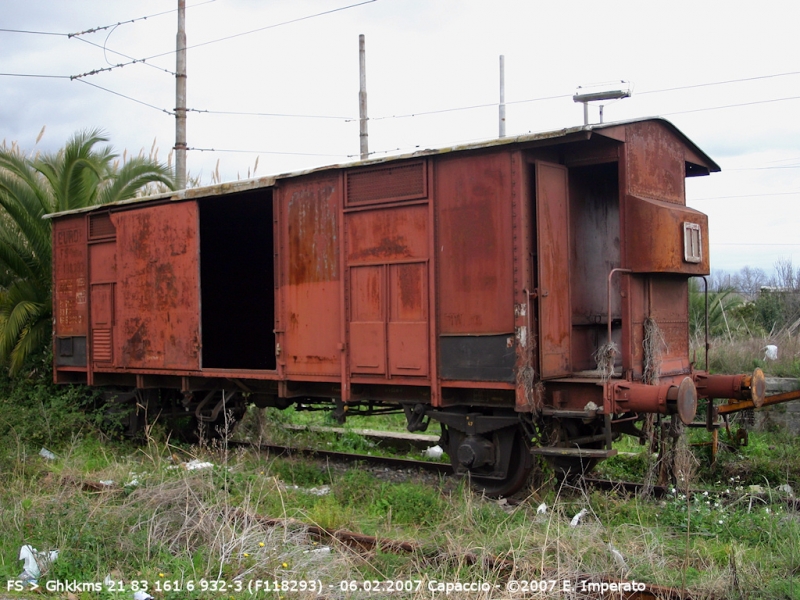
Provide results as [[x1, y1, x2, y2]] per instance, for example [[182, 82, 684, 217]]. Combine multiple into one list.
[[2, 0, 798, 275]]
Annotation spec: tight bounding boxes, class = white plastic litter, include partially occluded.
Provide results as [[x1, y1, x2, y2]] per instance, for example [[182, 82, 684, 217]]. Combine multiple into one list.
[[304, 546, 332, 555], [569, 508, 588, 528], [133, 591, 154, 600], [536, 502, 548, 514], [99, 480, 114, 487], [608, 543, 628, 573], [764, 345, 778, 360], [39, 448, 56, 460], [425, 445, 444, 459], [184, 459, 215, 471], [778, 484, 794, 496], [282, 484, 331, 496], [18, 545, 58, 581]]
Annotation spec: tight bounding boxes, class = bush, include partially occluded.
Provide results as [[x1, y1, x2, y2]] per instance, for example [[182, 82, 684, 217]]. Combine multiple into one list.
[[0, 350, 101, 453]]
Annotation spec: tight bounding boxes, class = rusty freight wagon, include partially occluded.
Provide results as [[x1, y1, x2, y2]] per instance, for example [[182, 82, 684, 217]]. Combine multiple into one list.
[[49, 117, 764, 496]]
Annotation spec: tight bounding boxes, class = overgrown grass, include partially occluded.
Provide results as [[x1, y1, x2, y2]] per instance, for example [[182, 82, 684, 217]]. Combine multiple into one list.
[[693, 331, 800, 376], [1, 355, 799, 598], [2, 421, 798, 599]]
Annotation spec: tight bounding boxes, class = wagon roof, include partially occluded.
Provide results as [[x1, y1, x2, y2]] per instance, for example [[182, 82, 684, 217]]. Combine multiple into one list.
[[44, 116, 719, 219]]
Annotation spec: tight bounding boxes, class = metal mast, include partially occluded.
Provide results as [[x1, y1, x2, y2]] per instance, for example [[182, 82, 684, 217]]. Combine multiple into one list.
[[359, 34, 368, 160], [175, 0, 187, 189]]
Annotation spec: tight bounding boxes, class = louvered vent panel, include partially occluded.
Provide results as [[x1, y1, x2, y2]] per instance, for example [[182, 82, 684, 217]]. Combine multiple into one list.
[[92, 329, 112, 363], [89, 213, 116, 239], [346, 161, 426, 206]]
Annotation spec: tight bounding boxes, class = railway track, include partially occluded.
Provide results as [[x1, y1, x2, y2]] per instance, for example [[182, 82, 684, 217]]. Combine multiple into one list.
[[227, 439, 453, 475]]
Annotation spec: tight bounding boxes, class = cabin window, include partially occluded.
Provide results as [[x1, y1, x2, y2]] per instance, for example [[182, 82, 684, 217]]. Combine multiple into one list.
[[683, 222, 702, 263]]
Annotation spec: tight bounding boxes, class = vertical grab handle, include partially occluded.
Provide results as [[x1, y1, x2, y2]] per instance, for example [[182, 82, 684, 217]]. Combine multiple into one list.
[[607, 268, 632, 347]]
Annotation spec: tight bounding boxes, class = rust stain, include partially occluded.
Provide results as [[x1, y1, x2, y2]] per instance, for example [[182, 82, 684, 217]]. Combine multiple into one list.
[[287, 180, 338, 285], [396, 264, 422, 316], [351, 236, 411, 261]]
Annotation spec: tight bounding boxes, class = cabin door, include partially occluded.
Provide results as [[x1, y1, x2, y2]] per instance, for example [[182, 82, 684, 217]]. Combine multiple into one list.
[[534, 161, 572, 378]]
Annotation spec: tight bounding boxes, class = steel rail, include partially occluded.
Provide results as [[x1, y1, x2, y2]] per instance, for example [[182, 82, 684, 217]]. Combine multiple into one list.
[[227, 440, 452, 474]]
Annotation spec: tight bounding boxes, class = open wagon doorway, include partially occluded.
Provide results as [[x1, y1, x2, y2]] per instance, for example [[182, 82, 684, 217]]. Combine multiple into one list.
[[199, 190, 276, 370]]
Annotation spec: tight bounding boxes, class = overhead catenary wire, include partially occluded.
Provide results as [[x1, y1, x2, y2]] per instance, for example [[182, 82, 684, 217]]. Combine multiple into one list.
[[69, 0, 217, 38], [0, 1, 217, 38], [75, 79, 173, 115], [187, 147, 349, 158], [187, 108, 355, 120], [73, 35, 177, 77], [689, 191, 799, 201], [70, 0, 380, 79]]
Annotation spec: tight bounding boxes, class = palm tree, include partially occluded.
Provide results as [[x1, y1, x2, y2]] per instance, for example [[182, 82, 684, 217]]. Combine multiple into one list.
[[0, 129, 175, 374], [689, 278, 744, 341]]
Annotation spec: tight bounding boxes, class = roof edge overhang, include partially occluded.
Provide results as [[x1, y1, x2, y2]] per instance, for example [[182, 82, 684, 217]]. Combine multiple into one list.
[[44, 117, 718, 220]]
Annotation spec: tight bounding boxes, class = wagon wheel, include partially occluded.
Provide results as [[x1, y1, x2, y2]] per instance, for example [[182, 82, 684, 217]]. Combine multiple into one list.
[[446, 425, 532, 498]]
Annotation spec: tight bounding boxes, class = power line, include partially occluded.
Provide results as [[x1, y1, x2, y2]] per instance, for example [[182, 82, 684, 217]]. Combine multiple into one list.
[[639, 70, 800, 95], [0, 1, 217, 38], [74, 36, 177, 77], [75, 79, 173, 115], [188, 146, 348, 158], [726, 165, 800, 171], [69, 0, 217, 38], [0, 28, 67, 36], [187, 108, 354, 120], [71, 0, 379, 79], [662, 95, 800, 116], [690, 191, 799, 201], [368, 93, 572, 122], [0, 72, 70, 79]]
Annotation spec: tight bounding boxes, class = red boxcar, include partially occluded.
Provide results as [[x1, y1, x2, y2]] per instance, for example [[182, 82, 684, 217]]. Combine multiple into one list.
[[49, 117, 763, 496]]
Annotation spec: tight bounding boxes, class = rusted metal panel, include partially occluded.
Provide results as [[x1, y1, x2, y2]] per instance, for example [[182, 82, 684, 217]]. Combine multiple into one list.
[[535, 161, 572, 378], [388, 262, 428, 376], [281, 175, 341, 376], [53, 216, 88, 337], [89, 241, 116, 282], [347, 262, 430, 378], [112, 203, 200, 370], [346, 205, 428, 264], [625, 195, 710, 274], [625, 120, 686, 205], [345, 203, 430, 380], [349, 265, 385, 375], [436, 152, 514, 335], [629, 275, 691, 379]]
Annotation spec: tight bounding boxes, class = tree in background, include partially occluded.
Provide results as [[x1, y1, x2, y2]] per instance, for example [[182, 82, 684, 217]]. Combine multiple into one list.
[[0, 129, 174, 374]]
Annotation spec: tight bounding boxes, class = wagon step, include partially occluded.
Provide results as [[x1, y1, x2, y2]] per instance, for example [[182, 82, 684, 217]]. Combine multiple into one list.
[[530, 447, 618, 458]]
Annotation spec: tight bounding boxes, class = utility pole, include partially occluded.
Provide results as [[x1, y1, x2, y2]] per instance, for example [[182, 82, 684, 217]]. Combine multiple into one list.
[[359, 34, 368, 160], [499, 55, 506, 137], [175, 0, 187, 189]]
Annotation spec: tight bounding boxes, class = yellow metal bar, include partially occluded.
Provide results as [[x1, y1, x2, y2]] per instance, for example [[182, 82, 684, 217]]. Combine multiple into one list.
[[716, 389, 800, 415]]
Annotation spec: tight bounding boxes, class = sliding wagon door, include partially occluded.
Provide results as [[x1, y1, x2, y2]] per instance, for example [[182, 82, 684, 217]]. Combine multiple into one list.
[[112, 202, 201, 370]]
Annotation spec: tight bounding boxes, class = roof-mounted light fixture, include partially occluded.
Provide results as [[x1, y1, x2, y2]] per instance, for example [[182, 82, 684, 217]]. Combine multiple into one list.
[[573, 81, 632, 125]]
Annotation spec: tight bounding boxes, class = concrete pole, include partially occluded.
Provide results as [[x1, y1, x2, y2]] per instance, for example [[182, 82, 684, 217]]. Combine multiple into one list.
[[499, 55, 506, 138], [359, 34, 368, 160], [175, 0, 187, 189]]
